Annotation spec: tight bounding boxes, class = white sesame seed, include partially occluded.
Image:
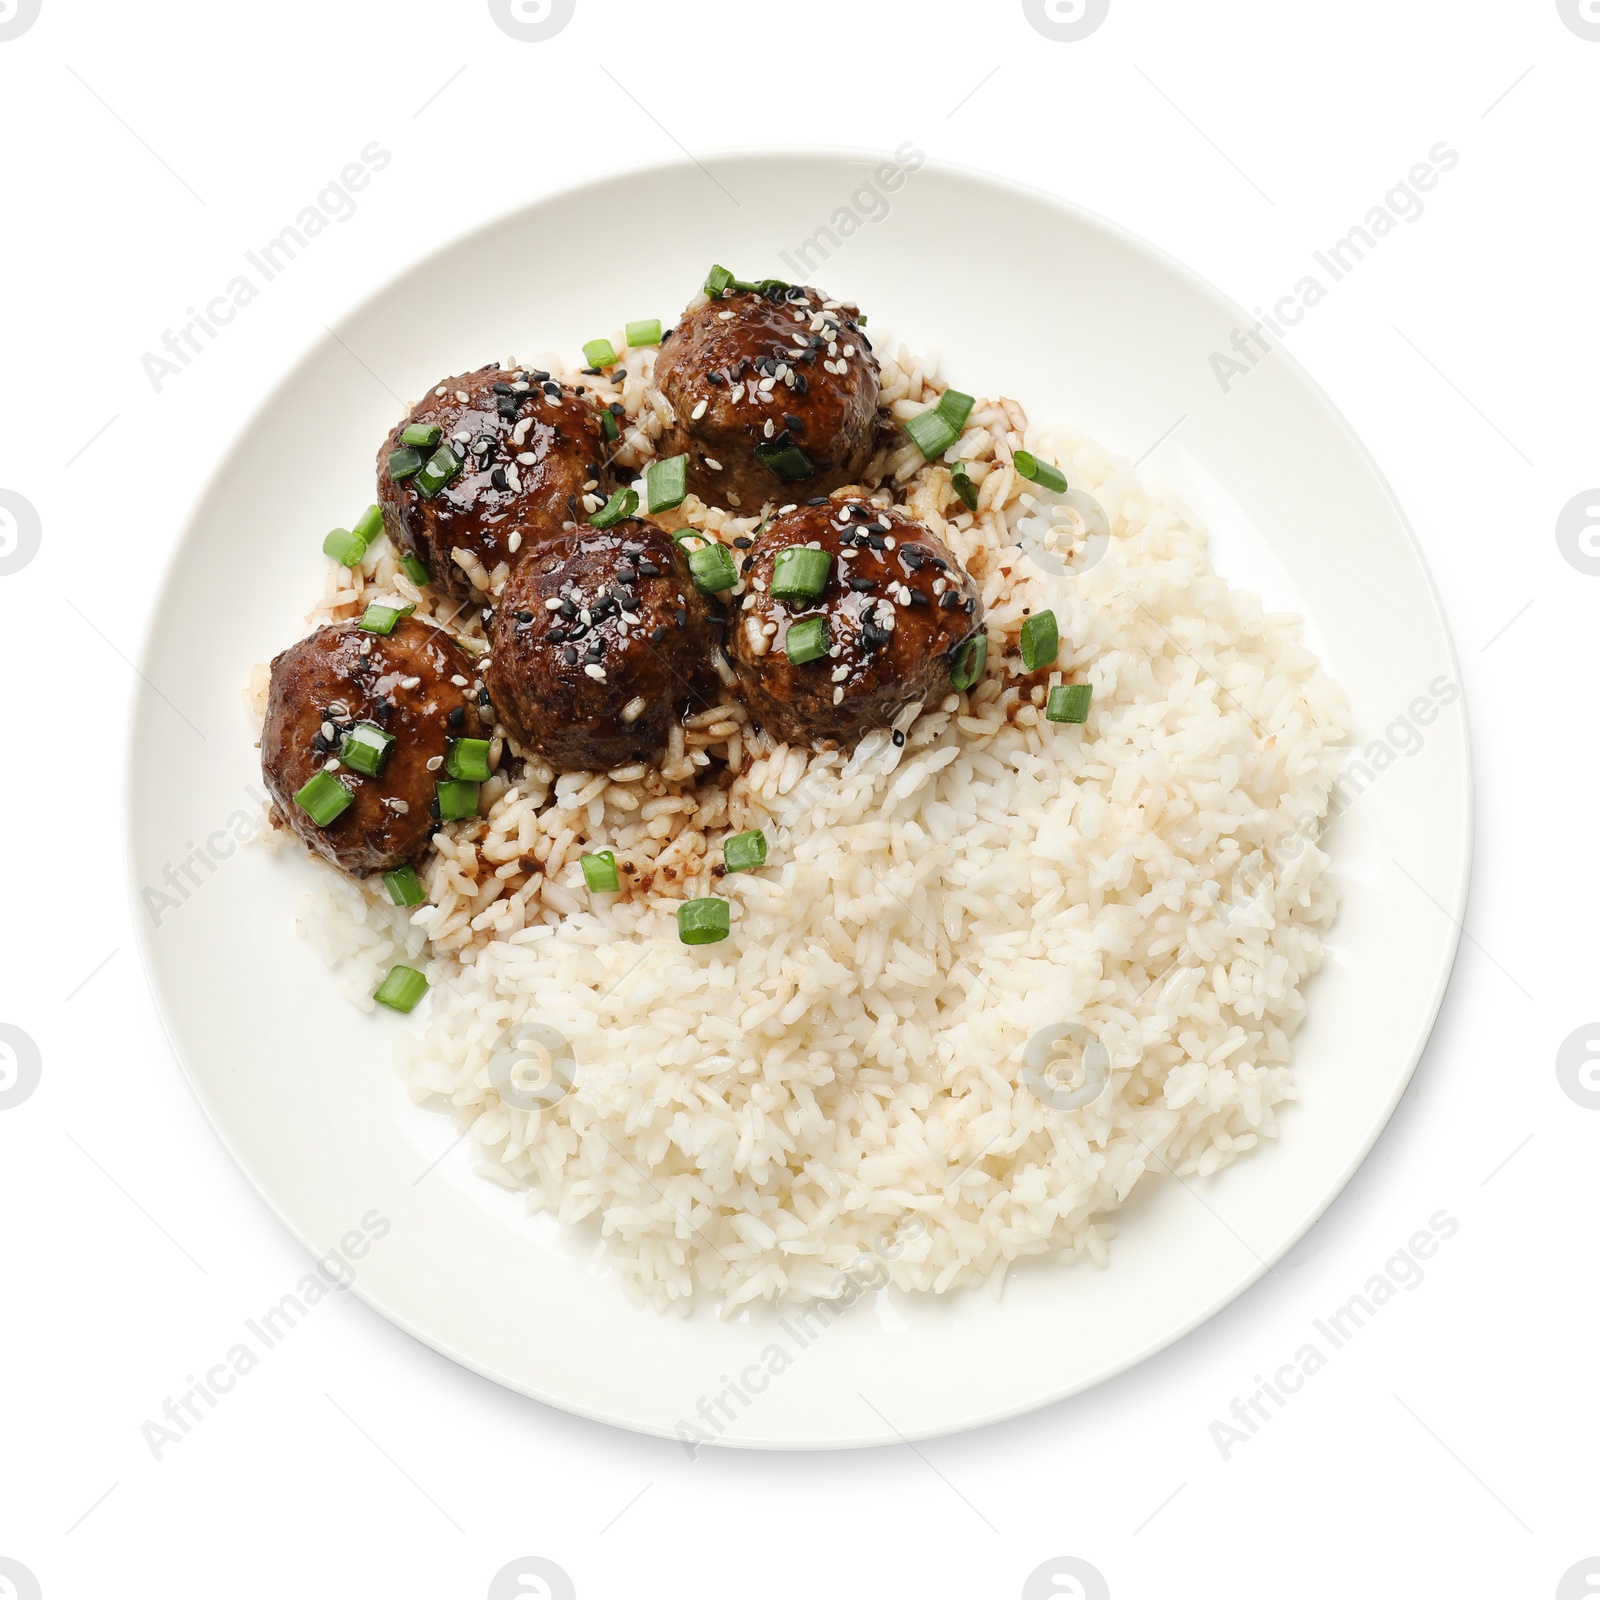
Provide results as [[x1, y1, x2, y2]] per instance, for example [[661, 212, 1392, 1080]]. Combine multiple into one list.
[[506, 465, 522, 493], [884, 535, 895, 549], [831, 665, 849, 683], [729, 383, 746, 403], [763, 419, 775, 439], [621, 611, 641, 626], [434, 386, 446, 396], [451, 674, 469, 686], [400, 675, 421, 689], [619, 695, 646, 723], [388, 797, 410, 814], [705, 458, 723, 471], [843, 345, 855, 358], [584, 664, 607, 681], [324, 758, 341, 772], [762, 620, 777, 636], [454, 429, 470, 443], [580, 609, 592, 625], [545, 596, 564, 610], [717, 310, 735, 321], [320, 720, 335, 740], [517, 452, 537, 465], [512, 418, 532, 445], [691, 398, 708, 421], [426, 755, 444, 771], [742, 593, 756, 610], [455, 390, 469, 403], [511, 381, 529, 392], [508, 531, 522, 553], [832, 687, 844, 705], [759, 375, 776, 392]]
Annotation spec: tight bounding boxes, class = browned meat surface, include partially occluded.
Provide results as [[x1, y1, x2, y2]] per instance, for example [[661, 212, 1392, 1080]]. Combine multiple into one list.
[[261, 618, 488, 875], [485, 520, 719, 772], [651, 281, 879, 510], [728, 497, 983, 749], [377, 364, 608, 599]]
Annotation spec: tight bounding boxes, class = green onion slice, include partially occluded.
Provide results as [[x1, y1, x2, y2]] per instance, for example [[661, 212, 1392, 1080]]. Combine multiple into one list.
[[416, 444, 462, 501], [950, 633, 988, 692], [583, 337, 617, 369], [359, 601, 415, 635], [722, 830, 767, 874], [903, 408, 960, 461], [581, 850, 621, 893], [771, 545, 830, 602], [688, 541, 737, 594], [626, 318, 662, 347], [754, 440, 814, 482], [646, 454, 689, 514], [322, 527, 367, 567], [1046, 683, 1093, 724], [678, 897, 730, 945], [1019, 610, 1059, 672], [937, 388, 975, 432], [383, 865, 425, 907], [399, 553, 430, 585], [704, 264, 734, 299], [352, 504, 384, 546], [340, 722, 395, 777], [435, 778, 479, 822], [400, 423, 441, 449], [1013, 451, 1068, 494], [600, 409, 619, 443], [445, 737, 493, 782], [293, 769, 353, 827], [784, 616, 828, 665], [388, 447, 424, 482], [374, 964, 428, 1013], [949, 460, 979, 512], [589, 487, 638, 529]]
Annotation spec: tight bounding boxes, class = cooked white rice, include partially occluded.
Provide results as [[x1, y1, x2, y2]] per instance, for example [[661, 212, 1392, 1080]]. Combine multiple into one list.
[[256, 332, 1349, 1314]]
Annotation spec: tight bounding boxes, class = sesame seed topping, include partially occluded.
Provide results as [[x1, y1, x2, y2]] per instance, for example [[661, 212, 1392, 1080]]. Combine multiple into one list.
[[584, 664, 606, 681], [426, 754, 443, 771]]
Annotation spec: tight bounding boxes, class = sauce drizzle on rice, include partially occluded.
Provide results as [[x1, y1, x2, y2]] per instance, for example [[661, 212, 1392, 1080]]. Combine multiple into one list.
[[255, 329, 1349, 1312]]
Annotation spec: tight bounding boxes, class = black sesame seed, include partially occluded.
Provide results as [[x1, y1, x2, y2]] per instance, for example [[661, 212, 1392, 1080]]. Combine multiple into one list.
[[847, 577, 876, 593], [867, 534, 887, 550], [930, 555, 949, 571], [530, 370, 551, 383], [559, 599, 578, 618], [581, 366, 602, 377], [741, 555, 754, 573], [892, 730, 905, 747], [609, 401, 625, 417], [783, 413, 805, 435], [515, 610, 533, 623], [612, 368, 626, 381], [562, 646, 578, 665], [964, 597, 975, 613], [707, 370, 727, 388], [903, 548, 926, 569], [637, 559, 660, 577], [447, 706, 465, 730], [477, 689, 492, 706], [732, 536, 753, 549], [548, 627, 567, 644], [675, 608, 687, 629], [491, 468, 509, 492], [806, 496, 828, 506], [430, 796, 442, 822], [909, 590, 930, 606], [651, 624, 667, 643], [492, 382, 514, 396], [939, 590, 962, 610]]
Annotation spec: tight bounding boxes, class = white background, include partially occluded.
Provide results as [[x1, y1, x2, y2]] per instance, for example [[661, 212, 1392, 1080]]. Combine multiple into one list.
[[1, 2, 1594, 1596]]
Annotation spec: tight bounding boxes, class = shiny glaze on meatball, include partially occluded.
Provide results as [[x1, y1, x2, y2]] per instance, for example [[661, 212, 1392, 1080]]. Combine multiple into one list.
[[485, 520, 719, 772], [377, 363, 608, 599], [651, 282, 879, 510], [262, 618, 488, 876], [728, 497, 983, 749]]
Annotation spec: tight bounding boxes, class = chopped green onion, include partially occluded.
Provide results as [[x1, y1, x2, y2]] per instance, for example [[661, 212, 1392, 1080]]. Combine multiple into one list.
[[1014, 451, 1068, 494], [938, 389, 975, 432], [722, 829, 767, 874], [704, 264, 734, 299], [784, 616, 828, 665], [600, 409, 619, 443], [626, 318, 662, 347], [359, 601, 415, 635], [374, 964, 428, 1013], [293, 769, 353, 827], [950, 460, 979, 512], [581, 850, 620, 893], [388, 447, 424, 482], [416, 444, 462, 501], [340, 721, 394, 778], [771, 545, 831, 602], [583, 337, 617, 369], [323, 527, 366, 567], [903, 388, 975, 461], [950, 633, 988, 692], [1019, 610, 1059, 672], [435, 778, 479, 822], [646, 454, 689, 514], [754, 440, 814, 482], [1046, 683, 1093, 724], [400, 423, 441, 449], [688, 541, 737, 593], [678, 897, 730, 945], [589, 487, 638, 529], [399, 553, 431, 585], [445, 737, 493, 782], [383, 865, 426, 907], [352, 504, 384, 546]]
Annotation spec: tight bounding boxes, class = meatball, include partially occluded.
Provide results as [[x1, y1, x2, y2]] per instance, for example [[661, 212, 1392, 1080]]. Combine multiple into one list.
[[377, 363, 608, 599], [651, 280, 879, 510], [728, 498, 983, 749], [485, 519, 719, 772], [262, 617, 488, 877]]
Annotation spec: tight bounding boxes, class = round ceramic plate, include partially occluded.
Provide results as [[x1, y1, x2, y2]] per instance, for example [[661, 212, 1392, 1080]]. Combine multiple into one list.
[[127, 151, 1471, 1448]]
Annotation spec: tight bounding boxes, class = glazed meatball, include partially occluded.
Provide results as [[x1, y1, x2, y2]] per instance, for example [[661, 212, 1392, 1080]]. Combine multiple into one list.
[[485, 520, 718, 772], [377, 364, 608, 599], [651, 280, 879, 510], [728, 498, 983, 749], [262, 618, 488, 876]]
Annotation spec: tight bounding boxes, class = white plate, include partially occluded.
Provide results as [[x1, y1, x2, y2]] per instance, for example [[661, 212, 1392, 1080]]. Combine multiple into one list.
[[127, 152, 1471, 1448]]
